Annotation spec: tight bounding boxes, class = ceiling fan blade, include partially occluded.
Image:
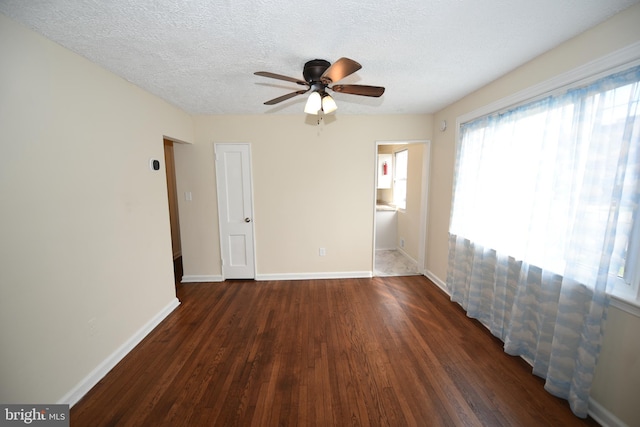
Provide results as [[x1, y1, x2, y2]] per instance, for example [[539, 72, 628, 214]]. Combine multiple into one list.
[[320, 57, 362, 84], [263, 89, 308, 105], [254, 71, 308, 86], [332, 84, 385, 97]]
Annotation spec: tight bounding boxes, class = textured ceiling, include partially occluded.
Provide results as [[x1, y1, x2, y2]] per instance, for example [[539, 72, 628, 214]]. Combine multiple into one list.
[[1, 0, 638, 115]]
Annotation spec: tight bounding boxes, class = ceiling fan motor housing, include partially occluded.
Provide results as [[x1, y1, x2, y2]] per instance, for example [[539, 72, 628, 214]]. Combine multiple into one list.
[[303, 59, 330, 83]]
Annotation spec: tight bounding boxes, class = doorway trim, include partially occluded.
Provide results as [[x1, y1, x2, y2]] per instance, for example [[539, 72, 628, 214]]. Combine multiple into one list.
[[373, 139, 431, 276], [163, 136, 190, 286]]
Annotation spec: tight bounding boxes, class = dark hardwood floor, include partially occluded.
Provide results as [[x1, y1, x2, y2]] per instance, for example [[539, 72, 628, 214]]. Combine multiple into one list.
[[71, 274, 600, 426]]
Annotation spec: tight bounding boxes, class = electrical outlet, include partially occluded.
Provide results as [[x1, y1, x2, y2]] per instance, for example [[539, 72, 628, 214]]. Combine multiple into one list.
[[88, 317, 97, 337], [319, 247, 326, 256], [400, 239, 405, 248]]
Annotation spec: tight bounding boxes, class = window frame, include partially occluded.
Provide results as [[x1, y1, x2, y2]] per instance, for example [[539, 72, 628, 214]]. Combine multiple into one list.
[[614, 203, 640, 303]]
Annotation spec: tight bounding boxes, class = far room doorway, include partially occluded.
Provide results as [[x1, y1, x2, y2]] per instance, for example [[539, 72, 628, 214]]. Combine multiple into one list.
[[164, 138, 182, 285], [373, 140, 430, 276]]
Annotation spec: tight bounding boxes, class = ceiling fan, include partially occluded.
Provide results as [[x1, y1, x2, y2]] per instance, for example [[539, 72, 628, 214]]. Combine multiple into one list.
[[254, 57, 385, 114]]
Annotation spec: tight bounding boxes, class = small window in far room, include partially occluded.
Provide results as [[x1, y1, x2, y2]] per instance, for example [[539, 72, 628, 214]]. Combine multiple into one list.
[[393, 149, 408, 210]]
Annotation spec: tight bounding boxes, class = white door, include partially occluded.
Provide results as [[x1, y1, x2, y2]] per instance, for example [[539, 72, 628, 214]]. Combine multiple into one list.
[[215, 143, 256, 279]]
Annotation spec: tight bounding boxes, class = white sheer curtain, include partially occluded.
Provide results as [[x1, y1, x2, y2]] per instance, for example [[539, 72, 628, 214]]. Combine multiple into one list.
[[447, 65, 640, 417]]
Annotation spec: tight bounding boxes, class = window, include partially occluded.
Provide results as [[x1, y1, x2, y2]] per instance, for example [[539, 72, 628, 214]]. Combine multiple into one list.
[[393, 149, 408, 209], [619, 204, 640, 301], [450, 64, 640, 304]]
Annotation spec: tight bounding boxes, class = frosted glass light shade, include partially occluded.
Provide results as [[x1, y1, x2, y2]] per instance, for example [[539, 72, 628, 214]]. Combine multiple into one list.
[[304, 91, 322, 114], [322, 95, 337, 114]]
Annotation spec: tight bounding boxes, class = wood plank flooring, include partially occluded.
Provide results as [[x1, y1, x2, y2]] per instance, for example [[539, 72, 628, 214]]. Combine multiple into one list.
[[71, 276, 600, 426]]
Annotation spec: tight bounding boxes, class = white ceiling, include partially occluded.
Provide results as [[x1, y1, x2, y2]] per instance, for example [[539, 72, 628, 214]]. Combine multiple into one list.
[[1, 0, 638, 115]]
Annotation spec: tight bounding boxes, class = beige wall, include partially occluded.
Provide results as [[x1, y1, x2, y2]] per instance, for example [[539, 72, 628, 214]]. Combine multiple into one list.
[[426, 4, 640, 425], [396, 143, 425, 261], [0, 14, 194, 403], [177, 115, 431, 278], [591, 306, 640, 425]]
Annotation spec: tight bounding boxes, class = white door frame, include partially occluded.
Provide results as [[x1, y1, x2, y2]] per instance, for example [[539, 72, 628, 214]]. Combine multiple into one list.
[[373, 140, 431, 275], [214, 142, 257, 279]]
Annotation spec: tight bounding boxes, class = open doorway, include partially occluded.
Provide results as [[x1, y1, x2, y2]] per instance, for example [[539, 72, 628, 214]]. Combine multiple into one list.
[[163, 138, 182, 286], [373, 140, 430, 276]]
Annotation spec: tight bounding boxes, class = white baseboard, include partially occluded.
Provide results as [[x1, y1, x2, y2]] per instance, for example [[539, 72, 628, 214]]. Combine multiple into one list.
[[589, 397, 629, 427], [181, 274, 224, 283], [397, 247, 418, 268], [256, 271, 373, 281], [424, 269, 450, 296], [58, 298, 180, 407]]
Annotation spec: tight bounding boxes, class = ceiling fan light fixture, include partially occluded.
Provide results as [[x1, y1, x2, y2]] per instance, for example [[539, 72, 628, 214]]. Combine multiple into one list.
[[255, 57, 384, 113], [321, 94, 337, 114], [304, 91, 322, 114]]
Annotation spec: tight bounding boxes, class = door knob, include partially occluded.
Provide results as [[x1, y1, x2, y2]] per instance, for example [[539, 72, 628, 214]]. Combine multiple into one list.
[[244, 217, 251, 223]]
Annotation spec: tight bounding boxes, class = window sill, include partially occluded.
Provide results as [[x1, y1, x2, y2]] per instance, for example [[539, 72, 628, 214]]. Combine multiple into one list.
[[376, 204, 397, 212], [609, 293, 640, 318]]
